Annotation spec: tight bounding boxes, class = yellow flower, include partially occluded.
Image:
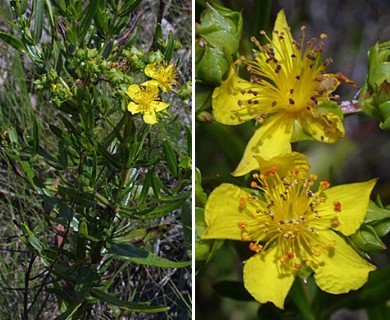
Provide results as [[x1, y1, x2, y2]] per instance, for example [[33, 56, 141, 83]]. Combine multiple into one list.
[[201, 152, 376, 309], [212, 10, 355, 176], [144, 62, 177, 92], [126, 83, 169, 124]]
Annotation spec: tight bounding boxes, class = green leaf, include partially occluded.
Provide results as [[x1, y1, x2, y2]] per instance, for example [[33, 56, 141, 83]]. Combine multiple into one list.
[[195, 44, 230, 85], [138, 169, 152, 203], [107, 240, 191, 268], [196, 2, 242, 56], [78, 1, 99, 43], [195, 83, 213, 115], [58, 185, 97, 207], [0, 32, 26, 53], [185, 125, 192, 157], [195, 167, 208, 207], [163, 30, 175, 62], [44, 0, 55, 28], [162, 139, 178, 178], [33, 0, 44, 43], [365, 200, 390, 223], [133, 192, 190, 219], [181, 202, 192, 258], [90, 288, 168, 313], [118, 0, 142, 17], [350, 225, 386, 253], [195, 207, 223, 268], [20, 222, 45, 254], [54, 301, 83, 320], [33, 116, 39, 153]]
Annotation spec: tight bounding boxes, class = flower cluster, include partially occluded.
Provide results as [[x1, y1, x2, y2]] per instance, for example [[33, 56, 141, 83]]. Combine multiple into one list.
[[126, 62, 177, 124], [200, 9, 378, 310]]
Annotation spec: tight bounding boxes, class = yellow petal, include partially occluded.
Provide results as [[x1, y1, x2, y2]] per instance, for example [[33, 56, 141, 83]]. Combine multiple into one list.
[[144, 63, 158, 78], [296, 111, 345, 143], [201, 184, 255, 240], [232, 114, 294, 176], [318, 179, 377, 235], [127, 102, 141, 114], [272, 10, 294, 61], [254, 152, 309, 177], [212, 68, 258, 125], [126, 84, 141, 100], [314, 231, 376, 294], [142, 79, 160, 89], [243, 246, 295, 309], [150, 101, 170, 112], [143, 111, 157, 124]]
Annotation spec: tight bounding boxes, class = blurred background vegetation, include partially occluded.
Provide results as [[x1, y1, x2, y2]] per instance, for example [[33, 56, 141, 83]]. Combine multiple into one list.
[[0, 0, 191, 319], [195, 0, 390, 319]]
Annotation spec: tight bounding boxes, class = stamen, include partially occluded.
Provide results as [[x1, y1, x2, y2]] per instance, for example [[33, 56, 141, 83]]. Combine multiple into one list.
[[334, 201, 342, 212]]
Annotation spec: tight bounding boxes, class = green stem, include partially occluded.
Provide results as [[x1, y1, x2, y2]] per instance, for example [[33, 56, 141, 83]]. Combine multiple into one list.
[[290, 278, 316, 320]]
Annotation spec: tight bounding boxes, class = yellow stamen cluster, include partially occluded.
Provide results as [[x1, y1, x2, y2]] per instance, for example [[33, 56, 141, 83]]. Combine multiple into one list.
[[232, 24, 337, 128], [241, 166, 342, 273]]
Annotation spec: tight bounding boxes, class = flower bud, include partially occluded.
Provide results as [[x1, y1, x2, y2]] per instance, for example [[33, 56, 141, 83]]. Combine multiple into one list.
[[359, 41, 390, 129]]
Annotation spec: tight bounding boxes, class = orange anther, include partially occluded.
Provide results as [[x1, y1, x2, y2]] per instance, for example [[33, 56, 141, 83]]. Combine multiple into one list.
[[331, 218, 340, 228], [294, 262, 301, 269], [241, 232, 250, 242], [237, 221, 246, 230], [320, 180, 330, 189], [239, 197, 246, 208], [249, 242, 263, 253], [251, 181, 258, 188], [334, 201, 342, 212]]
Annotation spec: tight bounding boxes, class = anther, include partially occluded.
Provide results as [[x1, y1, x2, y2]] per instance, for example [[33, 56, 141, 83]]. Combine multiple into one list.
[[331, 218, 340, 228], [239, 197, 247, 208], [237, 221, 246, 230], [249, 242, 263, 253], [334, 201, 342, 212], [306, 53, 316, 61], [320, 181, 330, 189], [289, 98, 295, 105]]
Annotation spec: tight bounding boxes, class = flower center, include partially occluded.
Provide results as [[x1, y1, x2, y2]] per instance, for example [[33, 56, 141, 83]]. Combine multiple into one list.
[[135, 85, 158, 111], [233, 26, 336, 121], [238, 166, 339, 272]]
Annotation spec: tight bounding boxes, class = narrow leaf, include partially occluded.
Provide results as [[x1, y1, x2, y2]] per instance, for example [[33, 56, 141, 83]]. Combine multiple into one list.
[[162, 139, 178, 178], [33, 0, 44, 43], [91, 288, 168, 313], [33, 116, 39, 153], [163, 30, 175, 62], [107, 240, 191, 268], [0, 32, 25, 52]]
